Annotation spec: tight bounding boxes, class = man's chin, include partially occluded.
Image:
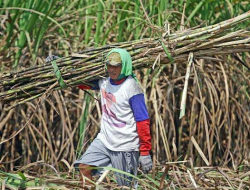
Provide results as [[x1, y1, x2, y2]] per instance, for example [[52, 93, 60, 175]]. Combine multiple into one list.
[[110, 76, 118, 80]]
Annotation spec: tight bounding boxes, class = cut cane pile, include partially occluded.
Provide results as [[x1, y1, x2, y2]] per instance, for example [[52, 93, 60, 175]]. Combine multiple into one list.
[[1, 11, 250, 110]]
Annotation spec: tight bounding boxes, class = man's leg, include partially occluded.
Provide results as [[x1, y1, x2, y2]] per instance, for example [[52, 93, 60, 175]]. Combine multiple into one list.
[[110, 151, 139, 187], [79, 164, 93, 185], [74, 138, 111, 187]]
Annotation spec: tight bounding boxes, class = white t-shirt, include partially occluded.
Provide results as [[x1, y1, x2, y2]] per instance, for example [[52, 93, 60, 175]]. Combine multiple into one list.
[[96, 76, 143, 151]]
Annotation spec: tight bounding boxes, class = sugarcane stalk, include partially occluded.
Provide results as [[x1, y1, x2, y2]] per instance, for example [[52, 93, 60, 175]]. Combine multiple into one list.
[[1, 11, 250, 109], [170, 10, 250, 42]]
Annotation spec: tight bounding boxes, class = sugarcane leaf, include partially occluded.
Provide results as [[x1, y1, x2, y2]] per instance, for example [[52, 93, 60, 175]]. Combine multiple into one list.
[[95, 0, 104, 45], [17, 172, 26, 181], [143, 174, 160, 188], [191, 136, 210, 166], [0, 170, 22, 181], [51, 60, 67, 88], [71, 53, 90, 58], [179, 52, 193, 119], [160, 39, 174, 63], [99, 166, 159, 189], [186, 0, 205, 24], [0, 7, 66, 36]]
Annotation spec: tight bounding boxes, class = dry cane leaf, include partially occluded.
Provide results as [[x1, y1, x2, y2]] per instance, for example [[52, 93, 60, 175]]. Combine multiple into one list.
[[71, 53, 90, 58], [191, 136, 210, 166]]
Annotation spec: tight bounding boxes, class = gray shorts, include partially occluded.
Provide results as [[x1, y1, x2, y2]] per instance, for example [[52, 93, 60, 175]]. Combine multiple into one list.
[[74, 138, 139, 187]]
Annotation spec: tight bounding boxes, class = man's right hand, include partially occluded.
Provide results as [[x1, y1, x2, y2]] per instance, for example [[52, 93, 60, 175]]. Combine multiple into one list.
[[45, 55, 59, 63]]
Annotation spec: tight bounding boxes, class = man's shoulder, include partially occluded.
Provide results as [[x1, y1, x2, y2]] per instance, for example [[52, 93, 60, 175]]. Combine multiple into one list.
[[99, 77, 109, 85], [125, 76, 137, 85], [124, 76, 143, 95]]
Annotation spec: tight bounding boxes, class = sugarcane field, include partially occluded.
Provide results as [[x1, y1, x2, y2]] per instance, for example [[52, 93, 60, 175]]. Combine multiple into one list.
[[1, 0, 250, 189]]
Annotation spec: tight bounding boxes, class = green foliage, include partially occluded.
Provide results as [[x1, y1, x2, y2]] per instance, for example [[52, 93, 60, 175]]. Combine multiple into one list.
[[76, 93, 91, 158], [1, 0, 249, 70], [0, 170, 69, 189]]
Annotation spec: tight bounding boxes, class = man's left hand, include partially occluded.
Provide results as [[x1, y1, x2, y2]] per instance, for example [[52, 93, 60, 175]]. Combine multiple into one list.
[[45, 55, 59, 63], [139, 155, 153, 174]]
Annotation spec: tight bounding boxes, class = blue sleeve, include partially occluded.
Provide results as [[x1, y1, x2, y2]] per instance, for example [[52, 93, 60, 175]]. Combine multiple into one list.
[[129, 93, 149, 122], [89, 79, 100, 90]]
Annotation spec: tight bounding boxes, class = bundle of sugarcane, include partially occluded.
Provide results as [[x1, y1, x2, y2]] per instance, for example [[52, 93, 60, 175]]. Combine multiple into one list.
[[1, 11, 250, 110]]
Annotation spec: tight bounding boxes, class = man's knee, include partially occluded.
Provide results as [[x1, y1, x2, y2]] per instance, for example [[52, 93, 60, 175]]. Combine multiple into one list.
[[79, 164, 92, 172]]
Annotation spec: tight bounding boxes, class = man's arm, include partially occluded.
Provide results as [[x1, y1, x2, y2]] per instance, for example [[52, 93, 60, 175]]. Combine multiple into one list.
[[129, 93, 151, 154], [136, 119, 151, 155], [129, 93, 153, 173], [78, 80, 100, 90]]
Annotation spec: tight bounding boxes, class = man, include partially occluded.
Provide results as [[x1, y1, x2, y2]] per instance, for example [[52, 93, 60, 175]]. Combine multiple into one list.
[[47, 48, 152, 187]]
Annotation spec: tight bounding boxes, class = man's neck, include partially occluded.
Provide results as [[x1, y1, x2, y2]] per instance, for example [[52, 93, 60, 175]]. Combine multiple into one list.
[[110, 77, 127, 85]]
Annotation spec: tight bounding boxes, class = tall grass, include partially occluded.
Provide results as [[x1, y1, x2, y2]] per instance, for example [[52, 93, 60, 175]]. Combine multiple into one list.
[[1, 0, 249, 70], [0, 1, 250, 188]]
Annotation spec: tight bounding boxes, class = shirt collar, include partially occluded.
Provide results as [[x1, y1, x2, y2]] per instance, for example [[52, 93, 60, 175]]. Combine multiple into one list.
[[110, 77, 127, 85]]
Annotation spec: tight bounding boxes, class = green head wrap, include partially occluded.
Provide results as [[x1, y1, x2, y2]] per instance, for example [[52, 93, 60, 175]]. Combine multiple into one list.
[[106, 48, 138, 82]]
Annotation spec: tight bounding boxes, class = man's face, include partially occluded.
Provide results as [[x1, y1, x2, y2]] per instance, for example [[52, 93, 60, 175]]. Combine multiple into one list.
[[107, 65, 122, 80]]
